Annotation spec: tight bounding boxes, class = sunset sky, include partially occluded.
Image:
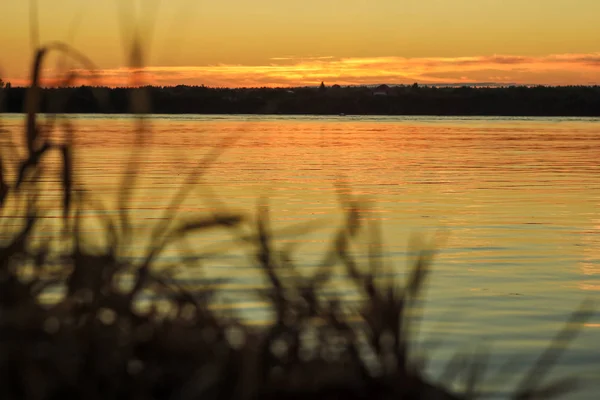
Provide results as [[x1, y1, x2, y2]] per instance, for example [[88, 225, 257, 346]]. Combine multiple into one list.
[[1, 0, 600, 87]]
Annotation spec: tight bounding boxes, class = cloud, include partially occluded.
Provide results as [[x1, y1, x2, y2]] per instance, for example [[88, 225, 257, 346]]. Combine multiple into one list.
[[269, 56, 335, 61], [7, 53, 600, 87]]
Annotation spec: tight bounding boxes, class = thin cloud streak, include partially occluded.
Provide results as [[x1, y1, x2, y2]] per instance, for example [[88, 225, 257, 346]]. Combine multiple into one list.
[[7, 53, 600, 87]]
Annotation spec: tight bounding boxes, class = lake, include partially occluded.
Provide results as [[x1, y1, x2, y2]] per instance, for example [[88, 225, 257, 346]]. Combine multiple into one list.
[[1, 113, 599, 398]]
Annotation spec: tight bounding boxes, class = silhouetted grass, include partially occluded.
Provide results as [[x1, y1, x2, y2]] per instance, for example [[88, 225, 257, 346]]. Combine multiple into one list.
[[0, 11, 596, 400]]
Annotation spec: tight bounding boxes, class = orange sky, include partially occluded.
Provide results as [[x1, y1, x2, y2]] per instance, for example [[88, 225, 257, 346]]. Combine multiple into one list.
[[2, 0, 600, 87]]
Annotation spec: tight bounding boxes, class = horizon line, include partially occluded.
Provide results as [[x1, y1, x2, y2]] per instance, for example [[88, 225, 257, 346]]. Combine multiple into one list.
[[6, 82, 600, 90]]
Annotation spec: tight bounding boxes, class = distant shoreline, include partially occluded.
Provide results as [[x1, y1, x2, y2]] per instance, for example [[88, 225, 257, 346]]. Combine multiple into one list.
[[2, 84, 600, 117], [3, 112, 600, 119]]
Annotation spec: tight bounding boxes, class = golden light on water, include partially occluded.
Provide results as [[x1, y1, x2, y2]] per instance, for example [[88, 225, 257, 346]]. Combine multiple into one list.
[[577, 220, 600, 292]]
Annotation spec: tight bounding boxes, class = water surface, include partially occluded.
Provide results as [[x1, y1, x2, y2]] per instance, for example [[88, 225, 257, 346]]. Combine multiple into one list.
[[1, 114, 599, 397]]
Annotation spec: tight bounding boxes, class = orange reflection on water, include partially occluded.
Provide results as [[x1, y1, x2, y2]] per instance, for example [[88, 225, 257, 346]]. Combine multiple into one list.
[[2, 114, 600, 297]]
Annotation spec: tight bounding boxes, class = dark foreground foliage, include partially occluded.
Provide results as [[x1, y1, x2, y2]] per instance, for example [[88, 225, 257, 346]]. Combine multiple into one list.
[[0, 31, 595, 400]]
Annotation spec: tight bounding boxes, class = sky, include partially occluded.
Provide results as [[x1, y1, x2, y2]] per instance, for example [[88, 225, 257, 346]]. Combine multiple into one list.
[[1, 0, 600, 87]]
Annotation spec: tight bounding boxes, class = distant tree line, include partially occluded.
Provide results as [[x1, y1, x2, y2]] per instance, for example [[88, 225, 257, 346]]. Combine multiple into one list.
[[2, 83, 600, 116]]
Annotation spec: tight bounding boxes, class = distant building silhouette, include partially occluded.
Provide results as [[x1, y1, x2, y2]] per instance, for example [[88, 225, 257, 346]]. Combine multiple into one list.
[[373, 84, 390, 96]]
